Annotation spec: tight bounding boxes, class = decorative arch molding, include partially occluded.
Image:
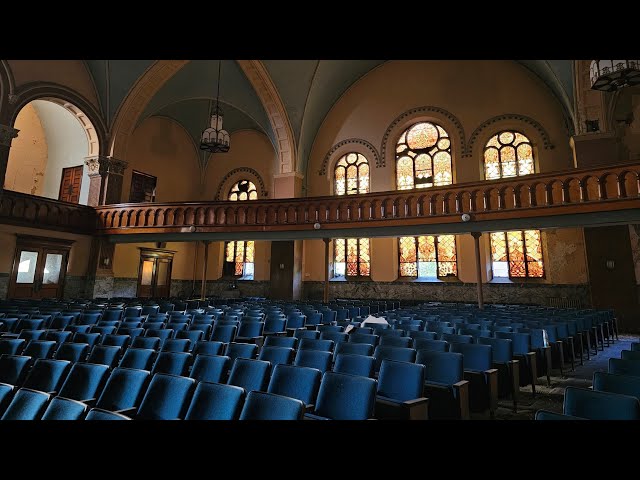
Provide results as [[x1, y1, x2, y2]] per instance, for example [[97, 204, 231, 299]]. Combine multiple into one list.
[[465, 114, 554, 157], [318, 138, 380, 176], [237, 60, 297, 175], [380, 106, 466, 168], [214, 167, 268, 200], [9, 82, 107, 156], [0, 60, 15, 124], [109, 60, 189, 159]]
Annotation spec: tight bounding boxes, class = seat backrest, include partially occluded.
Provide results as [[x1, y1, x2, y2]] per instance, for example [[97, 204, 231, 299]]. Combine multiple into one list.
[[334, 342, 374, 359], [333, 354, 375, 378], [86, 345, 122, 369], [299, 338, 334, 352], [621, 350, 640, 361], [54, 343, 89, 363], [349, 333, 379, 347], [416, 351, 464, 385], [23, 340, 56, 360], [239, 391, 304, 420], [41, 396, 88, 420], [319, 332, 349, 344], [72, 333, 101, 349], [564, 386, 640, 420], [227, 358, 271, 393], [101, 334, 131, 349], [609, 358, 640, 377], [263, 336, 297, 349], [225, 342, 258, 364], [294, 329, 320, 340], [478, 337, 513, 363], [162, 339, 191, 353], [264, 318, 286, 333], [534, 410, 586, 420], [193, 341, 225, 357], [593, 371, 640, 400], [58, 362, 110, 401], [137, 373, 196, 420], [237, 321, 264, 338], [151, 352, 192, 377], [190, 355, 231, 384], [314, 372, 377, 420], [118, 347, 156, 371], [176, 330, 204, 347], [96, 367, 150, 412], [85, 407, 132, 420], [293, 349, 333, 374], [210, 325, 237, 343], [267, 364, 322, 406], [131, 336, 162, 351], [45, 330, 73, 344], [379, 336, 413, 348], [258, 346, 295, 367], [373, 346, 417, 373], [1, 388, 50, 420], [23, 358, 71, 393], [408, 331, 437, 341], [0, 354, 33, 386], [185, 382, 245, 420], [0, 339, 26, 356], [414, 339, 448, 352], [449, 343, 493, 371], [378, 359, 425, 402]]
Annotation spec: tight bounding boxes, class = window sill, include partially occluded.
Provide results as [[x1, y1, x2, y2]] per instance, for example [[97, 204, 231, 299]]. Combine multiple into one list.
[[330, 277, 372, 282], [397, 277, 461, 283], [488, 277, 547, 284]]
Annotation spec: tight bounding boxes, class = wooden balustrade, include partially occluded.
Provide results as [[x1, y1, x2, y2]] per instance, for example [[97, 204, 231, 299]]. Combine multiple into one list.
[[93, 162, 640, 236], [2, 162, 640, 238], [0, 190, 96, 234]]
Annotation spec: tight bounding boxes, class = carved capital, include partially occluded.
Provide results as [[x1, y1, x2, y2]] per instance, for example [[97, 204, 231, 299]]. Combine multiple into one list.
[[0, 124, 19, 147], [84, 156, 128, 176]]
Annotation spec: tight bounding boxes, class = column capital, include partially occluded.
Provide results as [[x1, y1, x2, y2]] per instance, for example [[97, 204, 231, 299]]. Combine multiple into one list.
[[84, 155, 128, 176], [0, 124, 19, 147]]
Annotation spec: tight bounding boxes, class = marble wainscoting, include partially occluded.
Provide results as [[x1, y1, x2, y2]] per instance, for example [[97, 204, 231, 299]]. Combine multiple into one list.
[[63, 275, 87, 299], [171, 279, 197, 298], [84, 275, 115, 299], [112, 278, 138, 298], [207, 280, 270, 298], [0, 273, 8, 299], [302, 281, 591, 307]]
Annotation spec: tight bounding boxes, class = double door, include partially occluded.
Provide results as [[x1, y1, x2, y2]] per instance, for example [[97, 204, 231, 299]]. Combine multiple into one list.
[[9, 237, 72, 299], [137, 250, 174, 298]]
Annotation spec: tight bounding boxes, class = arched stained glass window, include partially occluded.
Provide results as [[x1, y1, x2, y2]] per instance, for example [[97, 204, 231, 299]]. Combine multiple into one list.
[[483, 131, 534, 180], [225, 179, 257, 278], [398, 235, 457, 278], [334, 238, 371, 277], [228, 179, 258, 201], [395, 122, 452, 190], [334, 152, 369, 195]]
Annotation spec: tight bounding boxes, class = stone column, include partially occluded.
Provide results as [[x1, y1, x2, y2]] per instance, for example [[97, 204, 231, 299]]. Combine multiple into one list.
[[84, 156, 128, 206], [0, 124, 19, 198]]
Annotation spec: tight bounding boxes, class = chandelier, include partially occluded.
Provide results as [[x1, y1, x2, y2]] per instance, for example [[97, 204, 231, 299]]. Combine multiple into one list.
[[200, 60, 230, 153], [590, 60, 640, 92]]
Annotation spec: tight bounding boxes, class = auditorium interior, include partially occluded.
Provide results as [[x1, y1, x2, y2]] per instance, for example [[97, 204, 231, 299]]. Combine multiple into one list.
[[0, 59, 639, 421]]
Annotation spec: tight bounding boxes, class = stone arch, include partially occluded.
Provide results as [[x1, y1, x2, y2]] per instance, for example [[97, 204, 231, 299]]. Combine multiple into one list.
[[215, 167, 268, 200]]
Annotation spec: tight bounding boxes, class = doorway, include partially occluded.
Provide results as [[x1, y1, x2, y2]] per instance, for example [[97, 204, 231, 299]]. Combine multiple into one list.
[[8, 235, 73, 299], [59, 165, 84, 203], [137, 247, 175, 298]]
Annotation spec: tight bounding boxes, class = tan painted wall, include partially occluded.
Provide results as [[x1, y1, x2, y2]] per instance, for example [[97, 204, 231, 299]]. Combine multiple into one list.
[[7, 60, 100, 111], [4, 103, 48, 195], [302, 60, 583, 285], [123, 117, 201, 203], [202, 129, 275, 200], [0, 225, 92, 276]]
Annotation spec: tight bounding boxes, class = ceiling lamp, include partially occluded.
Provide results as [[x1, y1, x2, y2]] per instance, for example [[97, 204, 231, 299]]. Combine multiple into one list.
[[590, 60, 640, 92], [200, 60, 230, 153]]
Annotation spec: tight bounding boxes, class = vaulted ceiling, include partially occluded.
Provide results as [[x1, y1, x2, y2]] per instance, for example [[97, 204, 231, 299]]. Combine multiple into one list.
[[83, 60, 576, 172]]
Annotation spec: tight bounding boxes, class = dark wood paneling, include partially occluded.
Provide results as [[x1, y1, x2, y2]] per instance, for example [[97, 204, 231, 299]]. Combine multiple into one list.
[[584, 225, 638, 331]]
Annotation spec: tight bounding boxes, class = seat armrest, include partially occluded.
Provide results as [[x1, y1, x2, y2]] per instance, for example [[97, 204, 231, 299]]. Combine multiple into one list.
[[304, 404, 315, 413], [81, 398, 97, 408], [452, 380, 470, 420], [304, 413, 330, 420], [114, 407, 138, 416]]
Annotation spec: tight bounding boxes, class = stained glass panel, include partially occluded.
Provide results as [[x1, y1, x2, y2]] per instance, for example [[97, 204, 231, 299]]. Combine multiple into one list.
[[490, 232, 508, 262], [235, 241, 245, 262], [346, 165, 358, 194], [418, 236, 436, 261], [396, 121, 452, 191], [400, 235, 457, 278], [484, 131, 535, 180], [234, 262, 244, 276], [333, 238, 370, 277], [245, 241, 255, 263], [484, 147, 501, 180], [399, 237, 417, 263], [334, 238, 346, 263], [335, 153, 369, 196], [490, 230, 544, 279], [359, 238, 370, 276], [501, 146, 517, 177], [499, 131, 515, 144], [228, 180, 257, 202], [359, 163, 370, 194], [226, 242, 235, 262]]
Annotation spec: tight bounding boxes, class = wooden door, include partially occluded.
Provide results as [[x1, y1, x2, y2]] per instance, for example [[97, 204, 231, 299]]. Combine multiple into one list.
[[136, 248, 175, 298], [154, 258, 173, 298], [8, 236, 72, 299], [137, 258, 156, 298], [59, 165, 84, 204]]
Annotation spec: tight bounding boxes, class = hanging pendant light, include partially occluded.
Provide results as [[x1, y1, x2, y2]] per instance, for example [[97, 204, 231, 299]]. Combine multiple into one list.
[[200, 60, 230, 153], [590, 60, 640, 92]]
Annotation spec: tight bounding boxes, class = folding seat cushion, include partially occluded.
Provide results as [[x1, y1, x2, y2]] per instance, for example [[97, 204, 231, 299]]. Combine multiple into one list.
[[184, 382, 245, 420], [1, 388, 50, 420], [22, 358, 71, 394], [41, 397, 88, 420], [374, 360, 428, 420], [239, 391, 304, 420], [534, 410, 586, 420]]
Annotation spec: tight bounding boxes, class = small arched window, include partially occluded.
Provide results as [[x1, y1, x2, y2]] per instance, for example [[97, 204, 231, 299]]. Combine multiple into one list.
[[396, 121, 452, 190], [334, 152, 369, 195], [483, 130, 534, 180], [228, 179, 258, 201]]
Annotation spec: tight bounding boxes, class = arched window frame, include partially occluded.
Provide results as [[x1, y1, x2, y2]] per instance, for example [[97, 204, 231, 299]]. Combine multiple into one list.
[[333, 152, 370, 196]]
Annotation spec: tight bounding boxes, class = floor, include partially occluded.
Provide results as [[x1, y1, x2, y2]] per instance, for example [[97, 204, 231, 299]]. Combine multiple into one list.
[[487, 334, 639, 420]]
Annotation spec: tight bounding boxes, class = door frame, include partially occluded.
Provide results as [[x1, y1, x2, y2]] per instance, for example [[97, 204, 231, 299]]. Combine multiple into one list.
[[136, 247, 176, 298], [8, 234, 74, 299]]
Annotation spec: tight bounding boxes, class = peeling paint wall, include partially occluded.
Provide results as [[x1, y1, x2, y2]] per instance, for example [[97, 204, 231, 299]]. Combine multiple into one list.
[[4, 103, 48, 195]]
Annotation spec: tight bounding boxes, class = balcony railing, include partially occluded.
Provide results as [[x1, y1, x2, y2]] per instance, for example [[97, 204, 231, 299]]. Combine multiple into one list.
[[0, 191, 96, 234], [2, 162, 639, 238], [94, 162, 640, 236]]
